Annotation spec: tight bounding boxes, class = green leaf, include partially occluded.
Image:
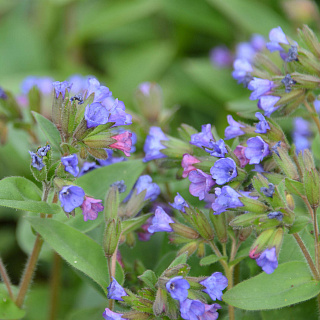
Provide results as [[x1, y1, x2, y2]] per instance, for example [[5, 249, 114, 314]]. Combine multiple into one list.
[[121, 213, 153, 235], [32, 111, 61, 152], [0, 284, 25, 319], [288, 216, 311, 234], [138, 270, 158, 290], [26, 217, 123, 295], [223, 261, 320, 310], [0, 176, 61, 214], [200, 254, 227, 266], [168, 252, 188, 269]]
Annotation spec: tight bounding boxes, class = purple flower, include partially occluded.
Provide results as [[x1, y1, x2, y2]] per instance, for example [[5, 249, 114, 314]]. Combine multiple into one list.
[[255, 112, 270, 134], [29, 151, 45, 171], [251, 34, 266, 52], [180, 299, 205, 320], [199, 303, 221, 320], [210, 46, 233, 68], [232, 58, 253, 85], [189, 169, 215, 200], [248, 78, 274, 100], [61, 154, 79, 177], [68, 74, 89, 95], [224, 115, 245, 140], [245, 136, 270, 164], [293, 117, 311, 153], [166, 276, 190, 302], [0, 87, 7, 99], [78, 162, 100, 176], [190, 124, 214, 149], [108, 99, 132, 126], [236, 42, 256, 62], [21, 76, 54, 95], [211, 186, 243, 215], [233, 145, 249, 168], [200, 272, 228, 301], [170, 193, 189, 213], [267, 211, 283, 221], [80, 196, 104, 221], [148, 206, 174, 233], [135, 175, 161, 201], [103, 308, 127, 320], [266, 27, 289, 53], [107, 277, 127, 301], [143, 126, 168, 162], [98, 150, 125, 166], [210, 158, 237, 185], [84, 102, 110, 128], [85, 77, 112, 103], [181, 154, 200, 178], [205, 139, 228, 158], [52, 81, 72, 99], [258, 95, 281, 117], [256, 247, 278, 274], [59, 185, 85, 213], [110, 180, 127, 194], [37, 145, 51, 157]]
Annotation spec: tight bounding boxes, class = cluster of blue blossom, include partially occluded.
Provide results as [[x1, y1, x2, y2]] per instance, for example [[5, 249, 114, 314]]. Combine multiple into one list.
[[165, 273, 227, 320], [29, 145, 51, 171]]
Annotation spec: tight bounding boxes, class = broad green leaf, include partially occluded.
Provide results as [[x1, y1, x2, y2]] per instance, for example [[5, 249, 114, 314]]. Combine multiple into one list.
[[223, 261, 320, 310], [200, 254, 227, 266], [0, 284, 25, 319], [32, 111, 61, 152], [66, 306, 107, 320], [0, 176, 61, 214], [138, 270, 158, 290], [206, 0, 290, 35], [26, 217, 123, 295]]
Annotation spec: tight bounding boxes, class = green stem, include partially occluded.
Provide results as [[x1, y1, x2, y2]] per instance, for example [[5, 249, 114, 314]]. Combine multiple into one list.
[[293, 233, 319, 280], [313, 208, 320, 273], [48, 253, 62, 320], [0, 257, 14, 300], [107, 256, 114, 311], [304, 100, 320, 136]]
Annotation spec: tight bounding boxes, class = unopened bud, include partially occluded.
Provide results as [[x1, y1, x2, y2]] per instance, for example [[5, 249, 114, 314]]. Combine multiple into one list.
[[177, 242, 198, 257], [250, 228, 274, 257], [239, 227, 252, 242], [286, 193, 295, 210], [209, 211, 228, 243], [103, 219, 121, 257], [171, 222, 199, 239], [196, 242, 205, 258], [304, 169, 320, 208], [83, 133, 115, 149], [104, 186, 120, 221]]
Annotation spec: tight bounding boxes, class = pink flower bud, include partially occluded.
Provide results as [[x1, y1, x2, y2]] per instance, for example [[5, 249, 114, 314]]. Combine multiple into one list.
[[80, 196, 104, 221], [181, 154, 200, 178], [110, 131, 132, 157]]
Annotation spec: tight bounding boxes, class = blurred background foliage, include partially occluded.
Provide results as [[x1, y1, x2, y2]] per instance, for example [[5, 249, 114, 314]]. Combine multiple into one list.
[[1, 0, 320, 319]]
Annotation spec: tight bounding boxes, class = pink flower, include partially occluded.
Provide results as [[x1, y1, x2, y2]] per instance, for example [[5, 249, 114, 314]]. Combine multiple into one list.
[[110, 131, 132, 157], [234, 145, 249, 168], [181, 154, 200, 178], [80, 196, 104, 221]]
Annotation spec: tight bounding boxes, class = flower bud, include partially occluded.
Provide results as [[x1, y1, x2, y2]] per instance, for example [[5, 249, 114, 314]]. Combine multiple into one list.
[[304, 169, 320, 208], [103, 219, 121, 257], [272, 147, 299, 180], [298, 24, 320, 57], [177, 242, 198, 257], [196, 242, 205, 258], [286, 193, 295, 211], [249, 228, 274, 258], [104, 185, 120, 222], [171, 222, 199, 239], [239, 227, 253, 242], [209, 211, 228, 243], [83, 133, 115, 149], [239, 196, 269, 213]]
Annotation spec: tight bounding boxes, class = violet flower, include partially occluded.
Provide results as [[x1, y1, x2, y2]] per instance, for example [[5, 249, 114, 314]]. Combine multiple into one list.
[[189, 169, 215, 200], [256, 247, 278, 274], [78, 162, 100, 176], [233, 145, 249, 168], [166, 276, 190, 302], [37, 145, 51, 157], [224, 115, 245, 140], [210, 46, 233, 68], [107, 277, 127, 301], [148, 206, 174, 233], [267, 211, 283, 221], [211, 186, 243, 215], [21, 76, 54, 95], [143, 126, 168, 162], [84, 102, 110, 128], [293, 117, 311, 154], [52, 80, 72, 99], [205, 139, 228, 158], [180, 299, 205, 320], [232, 58, 253, 86], [266, 26, 289, 53], [190, 124, 214, 149], [245, 136, 270, 164], [248, 78, 274, 100], [59, 185, 85, 213], [255, 112, 270, 134], [61, 154, 79, 177], [80, 196, 104, 221], [200, 272, 228, 301], [108, 99, 132, 126], [258, 95, 281, 117], [135, 175, 161, 201], [170, 192, 189, 213], [29, 151, 45, 171], [103, 308, 127, 320], [210, 158, 237, 185], [85, 77, 111, 103], [199, 303, 221, 320]]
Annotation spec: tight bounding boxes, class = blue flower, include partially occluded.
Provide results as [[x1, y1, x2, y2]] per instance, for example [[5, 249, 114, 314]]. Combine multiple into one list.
[[78, 162, 100, 176], [224, 115, 245, 140], [85, 77, 112, 103], [210, 158, 237, 185], [148, 206, 174, 233], [166, 276, 190, 302], [103, 308, 126, 320], [59, 185, 85, 213], [110, 180, 126, 193], [135, 175, 160, 201], [61, 154, 79, 177], [257, 95, 281, 117], [190, 124, 214, 149], [84, 102, 110, 128], [199, 303, 221, 320], [211, 186, 243, 215], [37, 145, 51, 157], [21, 76, 54, 95], [68, 74, 89, 95], [107, 277, 127, 301], [232, 59, 253, 86], [205, 139, 228, 158], [255, 112, 270, 134], [248, 78, 274, 100], [210, 46, 233, 68], [143, 127, 168, 162], [256, 247, 278, 274], [266, 27, 289, 53], [108, 99, 132, 127], [189, 169, 215, 201], [267, 211, 283, 221], [170, 192, 189, 213], [180, 299, 205, 320], [245, 136, 270, 164], [293, 117, 311, 154], [200, 272, 228, 301], [29, 151, 45, 171], [52, 81, 72, 99]]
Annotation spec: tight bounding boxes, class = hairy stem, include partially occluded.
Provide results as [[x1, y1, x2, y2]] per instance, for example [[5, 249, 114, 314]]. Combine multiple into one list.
[[0, 257, 14, 300], [48, 253, 62, 320], [293, 233, 319, 280], [107, 256, 114, 311], [304, 100, 320, 136], [313, 208, 320, 273]]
